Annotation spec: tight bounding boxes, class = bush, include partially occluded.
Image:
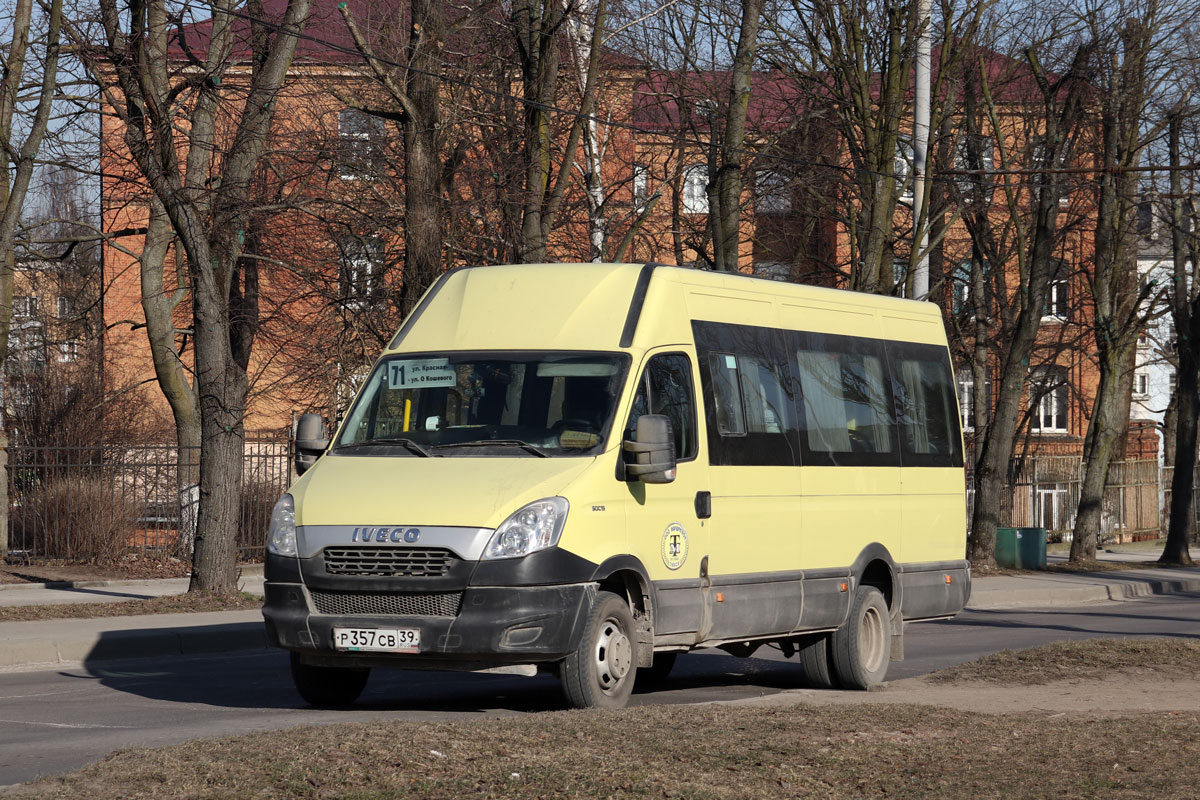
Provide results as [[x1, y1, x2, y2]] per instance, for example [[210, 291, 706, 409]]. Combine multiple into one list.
[[11, 478, 145, 562]]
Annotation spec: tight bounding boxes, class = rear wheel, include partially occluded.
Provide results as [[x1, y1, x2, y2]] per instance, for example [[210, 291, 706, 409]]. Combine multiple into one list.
[[561, 591, 637, 709], [290, 652, 370, 707], [796, 633, 836, 689], [830, 586, 891, 690]]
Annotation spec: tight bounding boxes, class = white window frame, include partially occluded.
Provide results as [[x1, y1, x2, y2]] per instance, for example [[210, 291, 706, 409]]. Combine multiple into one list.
[[338, 108, 385, 180], [1030, 367, 1069, 433], [339, 236, 386, 304], [13, 295, 38, 319], [895, 137, 914, 203], [1133, 371, 1149, 398], [1043, 274, 1069, 321], [682, 164, 709, 214], [952, 261, 973, 315], [57, 340, 79, 363], [632, 164, 649, 210]]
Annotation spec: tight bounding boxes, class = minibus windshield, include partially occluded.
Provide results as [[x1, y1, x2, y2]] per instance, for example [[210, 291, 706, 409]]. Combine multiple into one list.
[[334, 353, 629, 457]]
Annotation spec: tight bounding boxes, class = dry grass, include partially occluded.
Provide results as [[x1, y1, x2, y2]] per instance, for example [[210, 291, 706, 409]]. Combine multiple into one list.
[[5, 703, 1199, 799], [6, 639, 1200, 799], [928, 638, 1200, 685], [0, 592, 261, 622]]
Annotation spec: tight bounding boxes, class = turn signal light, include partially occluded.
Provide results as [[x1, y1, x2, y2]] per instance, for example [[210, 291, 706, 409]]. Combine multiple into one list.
[[839, 582, 849, 592]]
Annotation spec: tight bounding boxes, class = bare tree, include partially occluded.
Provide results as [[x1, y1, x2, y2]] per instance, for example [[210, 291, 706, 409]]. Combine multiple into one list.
[[1070, 0, 1178, 562], [1161, 106, 1199, 564], [963, 29, 1096, 566], [0, 0, 63, 560], [72, 0, 312, 593]]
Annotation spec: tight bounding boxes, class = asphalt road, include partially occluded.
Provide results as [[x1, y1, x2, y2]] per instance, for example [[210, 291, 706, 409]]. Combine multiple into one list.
[[2, 591, 1199, 787]]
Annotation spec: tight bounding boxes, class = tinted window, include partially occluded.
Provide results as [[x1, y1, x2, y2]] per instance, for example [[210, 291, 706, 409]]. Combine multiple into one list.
[[887, 342, 964, 467], [693, 322, 798, 466], [708, 353, 747, 435], [625, 353, 697, 460], [789, 331, 899, 467]]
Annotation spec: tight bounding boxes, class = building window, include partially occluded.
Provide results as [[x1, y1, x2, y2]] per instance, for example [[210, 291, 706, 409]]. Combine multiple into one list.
[[957, 369, 976, 431], [955, 134, 995, 199], [755, 170, 791, 215], [1030, 366, 1069, 433], [632, 164, 649, 210], [56, 295, 71, 319], [893, 259, 908, 298], [895, 137, 914, 202], [682, 164, 709, 214], [338, 236, 386, 304], [753, 261, 790, 282], [338, 108, 386, 180], [1043, 264, 1070, 320], [9, 321, 45, 370], [952, 261, 974, 315], [1037, 484, 1072, 533], [13, 296, 38, 319], [1133, 371, 1149, 398], [57, 340, 79, 363]]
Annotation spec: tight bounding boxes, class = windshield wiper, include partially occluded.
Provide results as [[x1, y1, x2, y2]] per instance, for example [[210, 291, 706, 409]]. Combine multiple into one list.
[[433, 439, 550, 458], [335, 437, 432, 457]]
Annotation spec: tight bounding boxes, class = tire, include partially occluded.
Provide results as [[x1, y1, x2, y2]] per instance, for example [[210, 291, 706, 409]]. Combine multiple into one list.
[[290, 652, 371, 707], [796, 633, 836, 689], [561, 591, 637, 709], [641, 652, 678, 685], [830, 585, 892, 690]]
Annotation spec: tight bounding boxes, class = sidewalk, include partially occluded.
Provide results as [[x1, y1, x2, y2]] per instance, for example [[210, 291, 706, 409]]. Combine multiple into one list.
[[1, 554, 1198, 671]]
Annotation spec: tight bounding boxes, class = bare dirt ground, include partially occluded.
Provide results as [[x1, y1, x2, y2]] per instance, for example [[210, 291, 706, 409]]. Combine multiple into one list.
[[761, 673, 1200, 717], [0, 557, 193, 584]]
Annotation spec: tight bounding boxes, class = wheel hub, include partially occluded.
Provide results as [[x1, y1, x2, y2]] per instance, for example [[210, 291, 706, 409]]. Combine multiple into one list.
[[595, 619, 633, 689]]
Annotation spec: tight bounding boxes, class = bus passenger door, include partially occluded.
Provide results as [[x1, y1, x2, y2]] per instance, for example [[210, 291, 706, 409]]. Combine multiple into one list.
[[621, 351, 711, 641]]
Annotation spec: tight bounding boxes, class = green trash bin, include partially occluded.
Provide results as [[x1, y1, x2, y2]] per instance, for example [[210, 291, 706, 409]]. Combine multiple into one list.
[[995, 527, 1047, 570]]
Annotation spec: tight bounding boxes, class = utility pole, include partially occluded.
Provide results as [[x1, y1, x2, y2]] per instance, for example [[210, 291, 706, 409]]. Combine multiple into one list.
[[912, 0, 932, 300]]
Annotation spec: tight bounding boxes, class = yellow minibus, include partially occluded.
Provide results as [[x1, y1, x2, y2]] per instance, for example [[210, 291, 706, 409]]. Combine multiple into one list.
[[263, 263, 969, 708]]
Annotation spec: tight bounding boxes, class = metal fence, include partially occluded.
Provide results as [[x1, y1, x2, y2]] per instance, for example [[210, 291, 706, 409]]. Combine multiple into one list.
[[966, 457, 1199, 544], [6, 436, 292, 562]]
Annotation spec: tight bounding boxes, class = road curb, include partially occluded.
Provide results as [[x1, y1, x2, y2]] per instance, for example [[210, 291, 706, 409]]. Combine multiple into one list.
[[0, 564, 264, 594], [967, 574, 1200, 610], [0, 610, 268, 670]]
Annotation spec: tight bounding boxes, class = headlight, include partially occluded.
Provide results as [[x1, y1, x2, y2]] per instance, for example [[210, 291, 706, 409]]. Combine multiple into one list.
[[482, 497, 569, 560], [267, 493, 297, 557]]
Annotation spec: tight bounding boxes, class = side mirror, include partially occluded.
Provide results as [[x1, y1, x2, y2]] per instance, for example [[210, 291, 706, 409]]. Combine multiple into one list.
[[623, 414, 677, 484], [294, 413, 329, 475]]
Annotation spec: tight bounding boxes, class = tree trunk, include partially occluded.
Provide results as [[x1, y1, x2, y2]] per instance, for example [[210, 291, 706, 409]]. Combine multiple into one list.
[[400, 0, 446, 314], [1070, 345, 1136, 560], [187, 253, 249, 594], [712, 0, 763, 273], [1161, 112, 1197, 566]]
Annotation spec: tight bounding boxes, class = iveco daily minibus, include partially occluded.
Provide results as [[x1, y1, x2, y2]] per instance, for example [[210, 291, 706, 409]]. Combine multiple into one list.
[[263, 263, 970, 709]]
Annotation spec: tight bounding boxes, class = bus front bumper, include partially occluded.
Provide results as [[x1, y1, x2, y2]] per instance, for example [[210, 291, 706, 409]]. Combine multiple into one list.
[[262, 581, 594, 669]]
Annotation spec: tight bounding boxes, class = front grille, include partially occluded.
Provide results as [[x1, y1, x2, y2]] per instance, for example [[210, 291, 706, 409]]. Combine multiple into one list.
[[310, 589, 462, 617], [323, 546, 454, 577]]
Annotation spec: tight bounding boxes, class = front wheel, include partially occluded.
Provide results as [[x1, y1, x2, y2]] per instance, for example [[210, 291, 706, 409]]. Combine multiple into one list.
[[290, 652, 371, 707], [561, 591, 637, 709], [830, 585, 892, 690]]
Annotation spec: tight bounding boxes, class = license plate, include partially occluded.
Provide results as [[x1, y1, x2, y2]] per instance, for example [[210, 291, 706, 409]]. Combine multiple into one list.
[[332, 627, 419, 653]]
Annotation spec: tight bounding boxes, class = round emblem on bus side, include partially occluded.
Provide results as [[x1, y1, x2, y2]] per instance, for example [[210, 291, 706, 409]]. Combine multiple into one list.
[[661, 522, 688, 571]]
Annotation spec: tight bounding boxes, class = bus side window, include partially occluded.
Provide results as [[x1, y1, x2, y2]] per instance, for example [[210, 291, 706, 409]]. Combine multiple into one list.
[[626, 354, 697, 461]]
